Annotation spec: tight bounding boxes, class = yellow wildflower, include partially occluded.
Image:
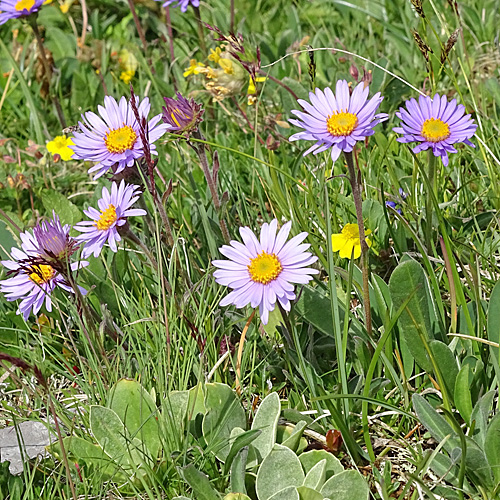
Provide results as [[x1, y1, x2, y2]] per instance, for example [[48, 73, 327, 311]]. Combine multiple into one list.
[[120, 70, 135, 84], [46, 135, 74, 162], [247, 76, 266, 95], [208, 47, 222, 63], [183, 59, 205, 78], [218, 58, 234, 75], [331, 223, 372, 259]]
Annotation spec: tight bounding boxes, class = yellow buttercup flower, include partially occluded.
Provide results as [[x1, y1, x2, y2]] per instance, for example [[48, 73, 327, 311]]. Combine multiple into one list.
[[46, 135, 74, 161], [208, 47, 222, 63], [183, 59, 205, 78], [331, 223, 372, 259]]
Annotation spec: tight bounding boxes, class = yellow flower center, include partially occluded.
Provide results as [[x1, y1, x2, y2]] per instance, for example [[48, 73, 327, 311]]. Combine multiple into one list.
[[96, 204, 117, 230], [248, 252, 283, 285], [326, 111, 358, 136], [342, 223, 361, 240], [104, 125, 137, 154], [29, 264, 55, 285], [16, 0, 35, 11], [421, 118, 450, 143]]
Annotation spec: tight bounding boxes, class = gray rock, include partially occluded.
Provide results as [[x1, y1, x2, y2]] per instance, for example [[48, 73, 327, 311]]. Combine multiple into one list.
[[0, 421, 56, 474]]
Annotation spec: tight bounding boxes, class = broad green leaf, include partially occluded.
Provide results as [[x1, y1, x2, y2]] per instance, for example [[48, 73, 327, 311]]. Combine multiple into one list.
[[256, 444, 304, 500], [268, 487, 299, 500], [299, 450, 343, 480], [89, 406, 135, 467], [224, 495, 252, 500], [188, 383, 206, 417], [484, 414, 500, 484], [470, 391, 495, 448], [296, 486, 323, 500], [250, 392, 281, 463], [164, 390, 190, 433], [0, 220, 16, 260], [429, 452, 473, 494], [225, 428, 262, 474], [203, 383, 247, 461], [41, 191, 81, 226], [320, 470, 369, 500], [302, 459, 326, 490], [282, 421, 307, 453], [182, 464, 222, 500], [429, 340, 458, 401], [230, 447, 248, 494], [454, 364, 473, 425], [172, 497, 191, 500], [412, 395, 455, 453], [389, 260, 434, 371], [108, 379, 160, 460], [487, 281, 500, 358]]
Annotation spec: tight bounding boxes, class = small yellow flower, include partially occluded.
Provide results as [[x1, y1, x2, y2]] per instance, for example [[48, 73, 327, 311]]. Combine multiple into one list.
[[183, 59, 205, 78], [218, 58, 234, 75], [208, 47, 222, 63], [60, 0, 73, 13], [331, 223, 372, 259], [247, 76, 266, 95], [46, 135, 74, 161], [120, 69, 135, 84]]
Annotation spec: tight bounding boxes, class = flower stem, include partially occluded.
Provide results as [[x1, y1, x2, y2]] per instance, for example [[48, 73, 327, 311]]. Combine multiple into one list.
[[425, 150, 436, 252], [193, 6, 207, 56], [30, 17, 66, 129], [344, 151, 372, 338], [230, 0, 235, 32], [192, 131, 230, 243]]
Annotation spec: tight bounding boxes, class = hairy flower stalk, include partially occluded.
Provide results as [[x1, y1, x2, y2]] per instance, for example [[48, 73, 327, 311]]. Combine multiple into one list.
[[191, 130, 230, 243], [28, 15, 66, 129], [345, 151, 372, 338]]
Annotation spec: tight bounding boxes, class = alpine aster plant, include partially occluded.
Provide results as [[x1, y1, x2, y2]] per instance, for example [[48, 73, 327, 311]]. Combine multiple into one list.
[[213, 220, 318, 324], [393, 94, 477, 166], [0, 0, 44, 25], [289, 80, 388, 161], [70, 95, 169, 179], [0, 215, 87, 320], [74, 181, 147, 258]]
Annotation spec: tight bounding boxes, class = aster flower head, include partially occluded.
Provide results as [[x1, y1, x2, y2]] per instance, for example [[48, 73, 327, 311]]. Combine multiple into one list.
[[213, 220, 319, 324], [393, 93, 477, 166], [289, 80, 388, 162], [157, 0, 199, 12], [74, 180, 147, 258], [331, 223, 372, 259], [0, 0, 44, 25], [70, 95, 170, 179], [32, 212, 80, 269], [0, 219, 87, 320], [162, 92, 204, 138]]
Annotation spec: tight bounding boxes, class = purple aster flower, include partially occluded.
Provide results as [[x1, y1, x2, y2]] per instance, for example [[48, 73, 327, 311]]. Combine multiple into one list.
[[0, 218, 87, 320], [0, 0, 44, 25], [212, 219, 319, 324], [156, 0, 199, 12], [70, 95, 170, 179], [32, 212, 80, 267], [74, 181, 147, 258], [393, 94, 477, 166], [289, 80, 388, 162], [162, 92, 204, 138]]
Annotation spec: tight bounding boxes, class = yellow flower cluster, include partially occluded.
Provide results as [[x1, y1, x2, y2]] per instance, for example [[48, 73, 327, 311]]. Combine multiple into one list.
[[183, 46, 261, 103]]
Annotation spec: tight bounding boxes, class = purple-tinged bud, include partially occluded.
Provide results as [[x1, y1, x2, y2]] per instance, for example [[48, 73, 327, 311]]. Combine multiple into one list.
[[162, 93, 204, 138]]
